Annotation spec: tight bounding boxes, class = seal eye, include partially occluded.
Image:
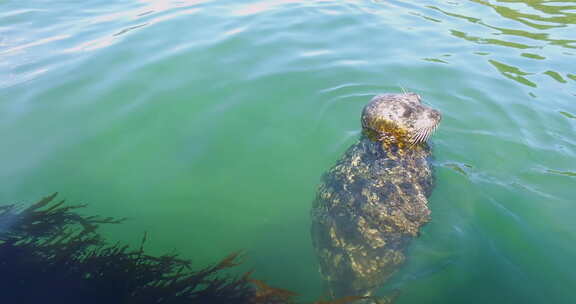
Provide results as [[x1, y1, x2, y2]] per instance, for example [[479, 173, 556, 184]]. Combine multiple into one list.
[[403, 108, 413, 118]]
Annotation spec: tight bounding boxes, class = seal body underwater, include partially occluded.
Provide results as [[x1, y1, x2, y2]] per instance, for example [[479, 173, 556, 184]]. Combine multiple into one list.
[[310, 93, 441, 300]]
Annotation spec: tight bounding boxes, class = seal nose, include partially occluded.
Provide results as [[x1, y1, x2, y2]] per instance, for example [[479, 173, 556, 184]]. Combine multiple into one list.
[[431, 109, 442, 122]]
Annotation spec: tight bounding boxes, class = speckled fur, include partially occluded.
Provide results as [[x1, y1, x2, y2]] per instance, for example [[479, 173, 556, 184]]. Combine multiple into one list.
[[311, 93, 441, 300]]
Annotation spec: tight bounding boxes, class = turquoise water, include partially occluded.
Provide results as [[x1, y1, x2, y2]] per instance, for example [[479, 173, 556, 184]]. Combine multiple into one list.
[[1, 0, 575, 302]]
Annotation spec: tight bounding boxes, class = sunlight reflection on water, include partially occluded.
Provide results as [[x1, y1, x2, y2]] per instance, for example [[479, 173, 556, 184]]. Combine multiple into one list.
[[409, 0, 576, 87], [0, 0, 575, 303]]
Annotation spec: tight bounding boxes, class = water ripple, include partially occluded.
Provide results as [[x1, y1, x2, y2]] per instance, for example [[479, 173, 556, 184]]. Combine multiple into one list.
[[374, 0, 576, 89], [1, 1, 575, 302]]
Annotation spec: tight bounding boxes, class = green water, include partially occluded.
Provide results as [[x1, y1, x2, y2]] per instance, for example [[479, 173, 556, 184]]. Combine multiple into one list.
[[1, 0, 575, 302]]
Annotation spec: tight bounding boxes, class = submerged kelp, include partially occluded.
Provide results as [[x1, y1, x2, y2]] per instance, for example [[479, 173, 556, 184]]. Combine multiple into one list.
[[0, 194, 367, 304], [0, 193, 293, 304]]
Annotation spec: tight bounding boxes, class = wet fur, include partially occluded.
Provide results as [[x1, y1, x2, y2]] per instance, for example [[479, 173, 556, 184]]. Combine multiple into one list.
[[311, 93, 441, 300]]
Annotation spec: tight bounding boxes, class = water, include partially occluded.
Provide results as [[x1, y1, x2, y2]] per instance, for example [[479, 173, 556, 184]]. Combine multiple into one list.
[[1, 0, 575, 302]]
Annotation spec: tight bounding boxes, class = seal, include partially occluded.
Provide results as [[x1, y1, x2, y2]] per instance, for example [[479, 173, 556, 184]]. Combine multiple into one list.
[[310, 92, 441, 301]]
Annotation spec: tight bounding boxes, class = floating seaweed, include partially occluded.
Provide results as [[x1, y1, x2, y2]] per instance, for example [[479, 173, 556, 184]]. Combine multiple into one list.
[[0, 194, 365, 304]]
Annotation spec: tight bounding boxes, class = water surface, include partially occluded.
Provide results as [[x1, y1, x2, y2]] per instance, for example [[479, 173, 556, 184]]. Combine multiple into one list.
[[1, 0, 575, 303]]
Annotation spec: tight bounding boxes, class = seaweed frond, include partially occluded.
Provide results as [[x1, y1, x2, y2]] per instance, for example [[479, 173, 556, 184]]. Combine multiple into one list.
[[0, 194, 257, 304]]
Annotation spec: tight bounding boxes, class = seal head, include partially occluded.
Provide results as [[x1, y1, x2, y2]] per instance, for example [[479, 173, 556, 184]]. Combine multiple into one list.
[[361, 93, 441, 148]]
